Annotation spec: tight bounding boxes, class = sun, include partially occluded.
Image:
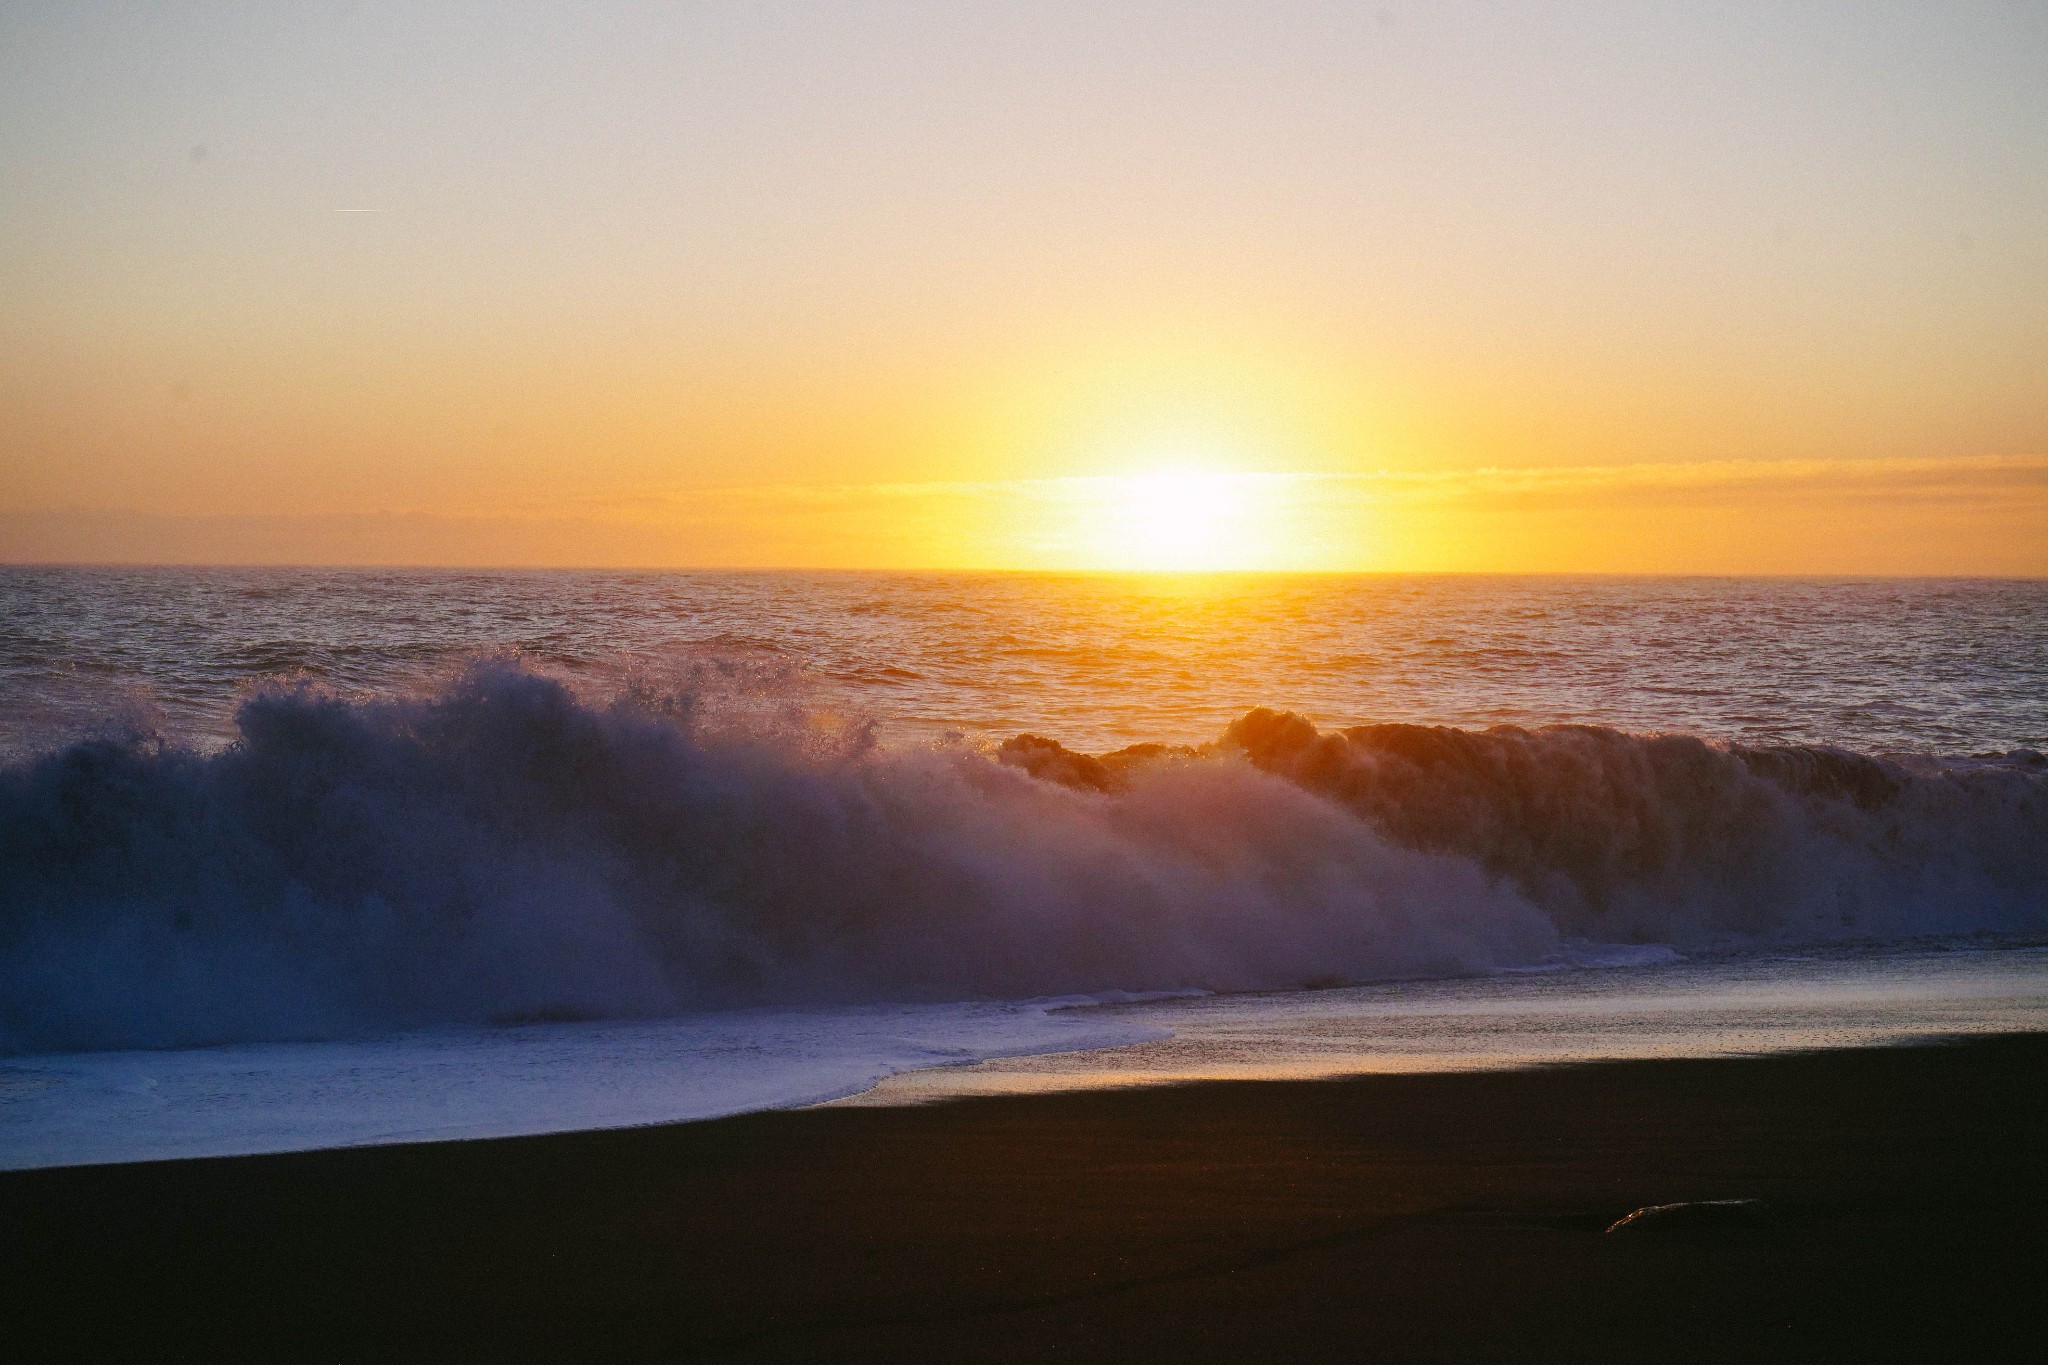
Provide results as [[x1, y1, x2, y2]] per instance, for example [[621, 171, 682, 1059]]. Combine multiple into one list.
[[1090, 469, 1278, 570]]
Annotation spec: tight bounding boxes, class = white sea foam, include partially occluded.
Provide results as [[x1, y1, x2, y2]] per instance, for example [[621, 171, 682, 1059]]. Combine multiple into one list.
[[12, 943, 2038, 1171], [0, 1000, 1162, 1170]]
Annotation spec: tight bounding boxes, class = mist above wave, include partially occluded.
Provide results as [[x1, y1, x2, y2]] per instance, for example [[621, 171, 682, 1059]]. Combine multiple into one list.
[[2, 661, 2043, 1054]]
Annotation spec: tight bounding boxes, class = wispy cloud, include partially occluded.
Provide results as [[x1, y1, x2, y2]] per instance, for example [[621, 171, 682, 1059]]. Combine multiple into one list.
[[1365, 454, 2048, 508]]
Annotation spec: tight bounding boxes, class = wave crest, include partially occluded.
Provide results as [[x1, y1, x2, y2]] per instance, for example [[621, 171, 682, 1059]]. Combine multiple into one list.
[[1216, 707, 2046, 941]]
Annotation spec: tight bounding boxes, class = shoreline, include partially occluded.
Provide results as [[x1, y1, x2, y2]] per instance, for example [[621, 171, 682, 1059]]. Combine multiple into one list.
[[14, 937, 2041, 1172], [6, 1032, 2043, 1361]]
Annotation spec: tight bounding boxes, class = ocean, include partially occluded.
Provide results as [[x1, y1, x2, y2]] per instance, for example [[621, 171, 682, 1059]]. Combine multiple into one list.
[[3, 568, 2045, 1167]]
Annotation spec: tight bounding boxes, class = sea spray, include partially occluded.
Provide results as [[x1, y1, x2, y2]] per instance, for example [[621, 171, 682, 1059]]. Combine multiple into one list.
[[2, 661, 2044, 1055]]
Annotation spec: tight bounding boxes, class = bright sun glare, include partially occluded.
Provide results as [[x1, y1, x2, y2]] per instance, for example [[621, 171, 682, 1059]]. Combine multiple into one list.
[[1098, 470, 1273, 571]]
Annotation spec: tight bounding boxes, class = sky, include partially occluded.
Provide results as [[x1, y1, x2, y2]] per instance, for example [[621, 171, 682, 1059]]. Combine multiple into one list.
[[2, 0, 2045, 571]]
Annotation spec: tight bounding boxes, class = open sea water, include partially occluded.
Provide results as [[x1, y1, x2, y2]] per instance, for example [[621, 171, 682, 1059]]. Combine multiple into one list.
[[3, 569, 2045, 1167]]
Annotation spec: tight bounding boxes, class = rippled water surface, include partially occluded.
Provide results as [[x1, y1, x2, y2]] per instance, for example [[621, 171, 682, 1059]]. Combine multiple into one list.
[[4, 568, 2044, 755]]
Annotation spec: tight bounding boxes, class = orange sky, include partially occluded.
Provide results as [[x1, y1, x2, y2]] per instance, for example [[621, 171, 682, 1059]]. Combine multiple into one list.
[[3, 3, 2045, 572]]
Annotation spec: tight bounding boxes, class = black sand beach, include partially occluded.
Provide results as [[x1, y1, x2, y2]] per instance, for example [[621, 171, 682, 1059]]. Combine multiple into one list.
[[6, 1035, 2043, 1363]]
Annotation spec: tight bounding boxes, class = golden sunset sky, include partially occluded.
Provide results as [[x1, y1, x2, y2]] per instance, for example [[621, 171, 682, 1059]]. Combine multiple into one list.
[[3, 2, 2045, 571]]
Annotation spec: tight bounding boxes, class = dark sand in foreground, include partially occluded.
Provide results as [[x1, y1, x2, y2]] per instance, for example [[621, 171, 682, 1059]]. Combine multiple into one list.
[[7, 1035, 2044, 1362]]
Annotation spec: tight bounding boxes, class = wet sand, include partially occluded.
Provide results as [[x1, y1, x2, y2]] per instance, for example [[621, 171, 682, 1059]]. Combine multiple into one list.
[[6, 1034, 2043, 1362]]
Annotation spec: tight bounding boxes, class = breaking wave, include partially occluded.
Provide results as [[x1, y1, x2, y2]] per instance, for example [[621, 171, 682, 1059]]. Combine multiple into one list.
[[2, 661, 2043, 1054]]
